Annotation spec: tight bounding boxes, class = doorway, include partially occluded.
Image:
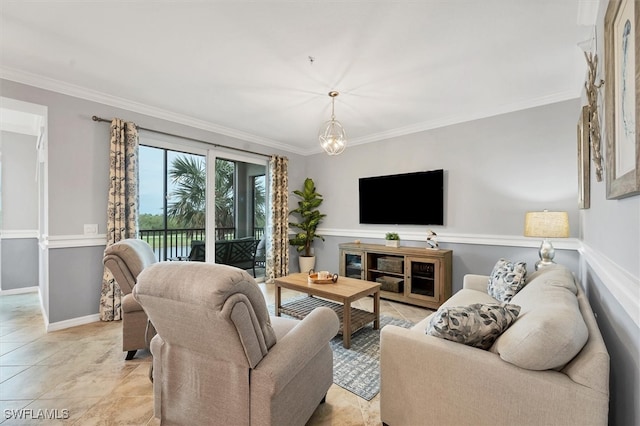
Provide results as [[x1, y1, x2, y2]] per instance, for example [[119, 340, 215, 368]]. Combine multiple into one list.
[[0, 97, 48, 314]]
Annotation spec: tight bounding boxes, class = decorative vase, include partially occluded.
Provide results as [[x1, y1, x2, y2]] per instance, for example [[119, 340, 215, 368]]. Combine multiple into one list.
[[298, 256, 316, 274], [385, 240, 400, 248]]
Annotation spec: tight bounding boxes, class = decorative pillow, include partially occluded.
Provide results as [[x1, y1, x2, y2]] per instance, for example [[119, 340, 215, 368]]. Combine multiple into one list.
[[487, 259, 527, 302], [426, 303, 521, 350]]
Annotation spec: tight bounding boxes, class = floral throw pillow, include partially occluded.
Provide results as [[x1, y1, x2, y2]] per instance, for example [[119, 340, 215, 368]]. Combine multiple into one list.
[[426, 303, 521, 350], [487, 258, 527, 302]]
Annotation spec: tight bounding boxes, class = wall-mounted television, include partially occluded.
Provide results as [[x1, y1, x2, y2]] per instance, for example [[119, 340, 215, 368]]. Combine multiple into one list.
[[359, 169, 444, 225]]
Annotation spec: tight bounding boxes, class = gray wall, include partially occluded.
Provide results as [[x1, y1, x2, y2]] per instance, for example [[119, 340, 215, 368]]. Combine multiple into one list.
[[1, 130, 39, 291], [0, 79, 304, 325], [304, 98, 582, 287], [575, 2, 640, 425], [306, 99, 580, 237], [1, 238, 38, 290], [47, 246, 105, 323]]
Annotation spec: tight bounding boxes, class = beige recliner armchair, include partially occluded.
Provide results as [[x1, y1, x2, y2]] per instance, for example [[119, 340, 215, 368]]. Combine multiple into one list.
[[103, 238, 157, 360], [133, 262, 340, 426]]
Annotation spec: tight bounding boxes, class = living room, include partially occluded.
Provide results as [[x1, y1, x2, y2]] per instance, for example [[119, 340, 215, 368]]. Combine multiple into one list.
[[1, 1, 638, 425]]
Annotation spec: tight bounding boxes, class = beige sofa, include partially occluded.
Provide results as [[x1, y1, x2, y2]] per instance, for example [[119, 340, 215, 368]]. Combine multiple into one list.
[[380, 265, 609, 426]]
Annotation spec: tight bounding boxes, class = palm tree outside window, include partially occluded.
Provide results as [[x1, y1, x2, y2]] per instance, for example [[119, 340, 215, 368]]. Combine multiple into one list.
[[138, 145, 266, 278]]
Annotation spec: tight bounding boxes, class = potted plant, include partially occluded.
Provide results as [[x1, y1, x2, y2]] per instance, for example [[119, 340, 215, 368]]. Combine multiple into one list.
[[289, 178, 326, 273], [385, 232, 400, 247]]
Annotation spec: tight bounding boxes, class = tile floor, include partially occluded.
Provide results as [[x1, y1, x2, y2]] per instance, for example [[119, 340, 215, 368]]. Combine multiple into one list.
[[0, 285, 431, 425]]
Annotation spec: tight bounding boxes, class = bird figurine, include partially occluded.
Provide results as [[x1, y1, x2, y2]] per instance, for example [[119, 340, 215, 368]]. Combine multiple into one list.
[[426, 229, 438, 249]]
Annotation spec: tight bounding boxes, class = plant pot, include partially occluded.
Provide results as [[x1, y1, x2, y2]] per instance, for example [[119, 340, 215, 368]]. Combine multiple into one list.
[[385, 240, 400, 248], [298, 256, 316, 274]]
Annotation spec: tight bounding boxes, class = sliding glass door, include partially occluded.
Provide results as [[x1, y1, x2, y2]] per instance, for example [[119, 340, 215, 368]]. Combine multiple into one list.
[[139, 139, 267, 278], [139, 145, 206, 261], [206, 150, 267, 278]]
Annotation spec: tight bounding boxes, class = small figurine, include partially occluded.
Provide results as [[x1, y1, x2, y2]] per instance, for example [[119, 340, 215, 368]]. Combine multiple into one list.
[[426, 229, 438, 249]]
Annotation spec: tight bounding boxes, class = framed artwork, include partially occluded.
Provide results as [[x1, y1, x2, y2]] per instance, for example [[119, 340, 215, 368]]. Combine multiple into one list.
[[578, 106, 591, 209], [604, 0, 640, 199]]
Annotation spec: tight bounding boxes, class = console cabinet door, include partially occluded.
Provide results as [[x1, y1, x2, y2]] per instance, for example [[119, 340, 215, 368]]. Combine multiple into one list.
[[339, 249, 365, 279], [405, 257, 441, 304]]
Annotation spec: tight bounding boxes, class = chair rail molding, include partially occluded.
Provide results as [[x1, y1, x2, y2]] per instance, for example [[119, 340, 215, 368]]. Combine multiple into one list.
[[318, 228, 581, 251], [580, 243, 640, 327], [0, 229, 39, 239], [45, 234, 107, 249]]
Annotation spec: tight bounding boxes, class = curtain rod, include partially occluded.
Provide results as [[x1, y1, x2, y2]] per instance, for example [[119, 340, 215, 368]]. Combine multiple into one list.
[[91, 115, 272, 158]]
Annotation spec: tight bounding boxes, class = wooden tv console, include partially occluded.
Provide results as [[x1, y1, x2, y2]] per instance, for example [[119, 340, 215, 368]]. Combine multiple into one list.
[[338, 242, 452, 309]]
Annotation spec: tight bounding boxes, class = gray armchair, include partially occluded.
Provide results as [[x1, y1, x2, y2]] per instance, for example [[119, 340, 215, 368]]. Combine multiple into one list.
[[103, 238, 157, 360], [133, 262, 339, 426]]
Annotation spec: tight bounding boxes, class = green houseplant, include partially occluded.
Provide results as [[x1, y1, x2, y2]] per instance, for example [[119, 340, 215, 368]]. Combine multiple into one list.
[[289, 178, 326, 272], [385, 232, 400, 247]]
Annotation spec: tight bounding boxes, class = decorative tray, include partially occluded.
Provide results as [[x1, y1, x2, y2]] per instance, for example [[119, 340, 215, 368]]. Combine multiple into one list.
[[307, 272, 339, 284]]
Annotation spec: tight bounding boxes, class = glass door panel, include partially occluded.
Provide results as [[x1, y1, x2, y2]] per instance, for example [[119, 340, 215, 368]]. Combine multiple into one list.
[[407, 257, 440, 302], [341, 251, 364, 279]]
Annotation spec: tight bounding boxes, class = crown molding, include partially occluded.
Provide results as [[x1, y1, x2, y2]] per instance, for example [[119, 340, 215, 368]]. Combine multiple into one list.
[[0, 67, 309, 156], [3, 67, 581, 158]]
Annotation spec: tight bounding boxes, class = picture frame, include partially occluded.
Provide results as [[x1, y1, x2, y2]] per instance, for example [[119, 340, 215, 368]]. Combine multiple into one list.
[[578, 105, 591, 209], [604, 0, 640, 199]]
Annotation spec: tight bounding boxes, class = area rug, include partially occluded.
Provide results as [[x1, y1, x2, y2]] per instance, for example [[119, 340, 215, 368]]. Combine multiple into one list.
[[268, 302, 413, 400], [330, 315, 413, 400]]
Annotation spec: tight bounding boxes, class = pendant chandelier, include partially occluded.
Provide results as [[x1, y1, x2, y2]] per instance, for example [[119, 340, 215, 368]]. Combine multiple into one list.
[[318, 91, 347, 155]]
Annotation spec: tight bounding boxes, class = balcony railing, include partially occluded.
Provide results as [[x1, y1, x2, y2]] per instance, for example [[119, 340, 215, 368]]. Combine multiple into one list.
[[140, 227, 265, 261]]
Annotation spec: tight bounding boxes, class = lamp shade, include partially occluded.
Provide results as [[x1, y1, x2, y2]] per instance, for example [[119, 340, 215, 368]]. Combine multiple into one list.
[[524, 211, 569, 238]]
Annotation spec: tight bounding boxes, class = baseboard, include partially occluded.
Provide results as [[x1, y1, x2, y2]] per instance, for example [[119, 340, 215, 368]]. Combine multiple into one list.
[[46, 313, 101, 332], [0, 286, 39, 295]]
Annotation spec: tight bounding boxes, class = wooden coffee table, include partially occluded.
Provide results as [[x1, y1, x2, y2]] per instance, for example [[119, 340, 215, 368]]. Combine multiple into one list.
[[274, 273, 380, 349]]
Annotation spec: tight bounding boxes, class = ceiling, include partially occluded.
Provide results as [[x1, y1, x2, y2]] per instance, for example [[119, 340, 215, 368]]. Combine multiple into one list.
[[0, 1, 598, 155]]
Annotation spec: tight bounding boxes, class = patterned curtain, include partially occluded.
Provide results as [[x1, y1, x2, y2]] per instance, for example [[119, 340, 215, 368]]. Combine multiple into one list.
[[266, 155, 289, 282], [99, 119, 139, 321]]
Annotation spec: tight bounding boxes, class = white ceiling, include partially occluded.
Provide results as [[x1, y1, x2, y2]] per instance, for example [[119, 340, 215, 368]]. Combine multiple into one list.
[[0, 1, 597, 155]]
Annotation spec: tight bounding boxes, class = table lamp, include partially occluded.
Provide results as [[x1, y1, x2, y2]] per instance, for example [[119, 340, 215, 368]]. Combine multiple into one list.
[[524, 210, 569, 270]]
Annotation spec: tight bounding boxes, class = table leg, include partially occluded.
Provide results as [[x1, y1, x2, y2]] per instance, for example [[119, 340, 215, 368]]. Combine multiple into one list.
[[343, 300, 351, 349], [275, 285, 281, 317], [373, 290, 380, 330]]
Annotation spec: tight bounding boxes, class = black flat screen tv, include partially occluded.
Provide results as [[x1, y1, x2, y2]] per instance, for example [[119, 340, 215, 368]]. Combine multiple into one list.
[[359, 169, 444, 225]]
